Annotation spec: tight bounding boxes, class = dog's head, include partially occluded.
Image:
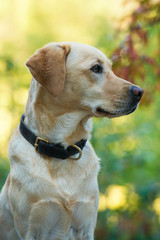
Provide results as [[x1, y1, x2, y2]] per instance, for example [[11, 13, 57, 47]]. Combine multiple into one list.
[[26, 42, 143, 118]]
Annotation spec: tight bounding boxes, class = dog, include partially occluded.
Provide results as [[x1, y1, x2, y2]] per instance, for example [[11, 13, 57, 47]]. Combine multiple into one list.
[[0, 42, 143, 240]]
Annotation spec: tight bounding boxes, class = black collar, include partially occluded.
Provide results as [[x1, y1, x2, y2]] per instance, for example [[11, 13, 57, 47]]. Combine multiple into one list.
[[19, 114, 87, 160]]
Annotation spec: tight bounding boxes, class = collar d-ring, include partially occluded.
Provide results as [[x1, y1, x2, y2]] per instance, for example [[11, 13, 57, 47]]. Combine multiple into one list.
[[69, 144, 82, 160]]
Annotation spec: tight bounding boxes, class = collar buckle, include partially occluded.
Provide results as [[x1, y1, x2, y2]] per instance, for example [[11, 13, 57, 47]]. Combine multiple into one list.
[[35, 137, 49, 153]]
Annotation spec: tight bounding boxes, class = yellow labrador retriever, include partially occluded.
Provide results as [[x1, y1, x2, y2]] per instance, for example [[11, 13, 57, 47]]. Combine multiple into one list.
[[0, 42, 143, 240]]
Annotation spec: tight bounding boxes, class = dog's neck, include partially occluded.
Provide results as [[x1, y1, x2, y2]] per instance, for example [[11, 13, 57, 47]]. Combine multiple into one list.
[[24, 80, 92, 147]]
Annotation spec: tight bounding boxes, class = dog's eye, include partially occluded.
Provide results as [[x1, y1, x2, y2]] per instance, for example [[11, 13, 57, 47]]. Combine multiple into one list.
[[91, 65, 103, 73]]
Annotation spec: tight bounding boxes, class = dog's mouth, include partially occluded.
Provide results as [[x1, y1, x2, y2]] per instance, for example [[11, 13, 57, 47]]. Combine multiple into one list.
[[96, 107, 115, 116], [96, 106, 137, 118]]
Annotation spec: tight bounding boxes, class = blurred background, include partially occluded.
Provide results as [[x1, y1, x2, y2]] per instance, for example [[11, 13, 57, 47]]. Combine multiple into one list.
[[0, 0, 160, 239]]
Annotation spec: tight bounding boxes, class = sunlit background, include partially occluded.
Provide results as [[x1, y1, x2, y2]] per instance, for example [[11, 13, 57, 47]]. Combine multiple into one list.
[[0, 0, 160, 239]]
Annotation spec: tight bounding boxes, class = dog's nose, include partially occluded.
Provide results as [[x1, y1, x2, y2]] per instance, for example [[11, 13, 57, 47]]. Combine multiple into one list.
[[130, 86, 144, 100]]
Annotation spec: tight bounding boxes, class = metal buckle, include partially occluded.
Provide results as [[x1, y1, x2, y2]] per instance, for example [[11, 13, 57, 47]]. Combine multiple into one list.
[[34, 137, 48, 153], [69, 144, 82, 161]]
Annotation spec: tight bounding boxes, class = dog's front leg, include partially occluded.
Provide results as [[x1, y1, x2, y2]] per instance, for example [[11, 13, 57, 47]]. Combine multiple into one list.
[[0, 192, 21, 240], [25, 200, 71, 240], [68, 199, 98, 240], [68, 226, 95, 240]]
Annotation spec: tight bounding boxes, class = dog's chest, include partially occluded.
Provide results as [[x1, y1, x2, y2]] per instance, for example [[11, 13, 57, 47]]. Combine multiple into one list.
[[25, 175, 98, 240], [39, 162, 98, 239], [55, 175, 98, 239]]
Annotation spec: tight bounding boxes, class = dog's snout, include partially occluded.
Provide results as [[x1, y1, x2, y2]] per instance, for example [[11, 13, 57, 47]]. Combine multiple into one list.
[[130, 86, 144, 100]]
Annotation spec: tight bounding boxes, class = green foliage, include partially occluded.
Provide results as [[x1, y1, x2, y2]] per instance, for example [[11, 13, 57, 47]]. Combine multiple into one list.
[[0, 0, 160, 239], [92, 95, 160, 239], [0, 158, 10, 190]]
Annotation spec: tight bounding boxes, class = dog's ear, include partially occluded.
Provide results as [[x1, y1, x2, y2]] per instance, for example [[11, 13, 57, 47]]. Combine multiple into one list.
[[26, 44, 70, 96]]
